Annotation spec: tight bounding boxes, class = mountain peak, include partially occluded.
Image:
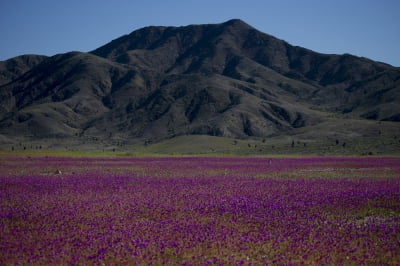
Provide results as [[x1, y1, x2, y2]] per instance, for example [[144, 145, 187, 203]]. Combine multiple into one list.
[[1, 20, 399, 148], [222, 18, 251, 28], [91, 19, 260, 67]]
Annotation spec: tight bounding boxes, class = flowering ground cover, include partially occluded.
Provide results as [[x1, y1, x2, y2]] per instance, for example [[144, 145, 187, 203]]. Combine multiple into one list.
[[1, 155, 399, 264]]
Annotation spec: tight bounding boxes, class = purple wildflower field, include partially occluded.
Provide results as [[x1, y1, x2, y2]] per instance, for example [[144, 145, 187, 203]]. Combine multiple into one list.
[[1, 155, 399, 264]]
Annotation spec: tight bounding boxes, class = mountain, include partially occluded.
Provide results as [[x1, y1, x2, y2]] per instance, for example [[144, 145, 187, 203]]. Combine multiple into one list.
[[0, 54, 48, 86], [0, 19, 399, 152]]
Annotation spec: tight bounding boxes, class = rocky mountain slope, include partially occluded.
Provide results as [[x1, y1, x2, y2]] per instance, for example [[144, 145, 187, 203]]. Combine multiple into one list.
[[0, 19, 399, 148]]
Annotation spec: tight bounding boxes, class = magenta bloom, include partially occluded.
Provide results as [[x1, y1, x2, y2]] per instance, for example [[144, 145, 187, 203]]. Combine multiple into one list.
[[1, 156, 399, 264]]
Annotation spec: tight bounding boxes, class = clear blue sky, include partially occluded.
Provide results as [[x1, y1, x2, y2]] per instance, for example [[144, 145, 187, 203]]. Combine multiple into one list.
[[1, 0, 399, 66]]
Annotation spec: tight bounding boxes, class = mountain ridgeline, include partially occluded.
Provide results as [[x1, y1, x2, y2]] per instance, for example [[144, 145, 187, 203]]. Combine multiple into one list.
[[0, 19, 399, 150]]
